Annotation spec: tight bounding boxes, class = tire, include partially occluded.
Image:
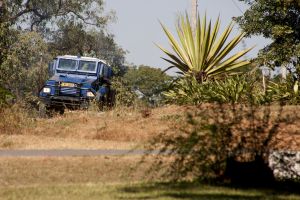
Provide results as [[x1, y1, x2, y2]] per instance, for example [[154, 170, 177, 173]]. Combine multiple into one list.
[[38, 103, 50, 118], [97, 96, 105, 111], [39, 104, 64, 118], [55, 107, 65, 115], [107, 89, 116, 108]]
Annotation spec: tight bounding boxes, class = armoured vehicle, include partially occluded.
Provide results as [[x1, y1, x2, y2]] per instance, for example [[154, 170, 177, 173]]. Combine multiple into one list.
[[39, 55, 113, 113]]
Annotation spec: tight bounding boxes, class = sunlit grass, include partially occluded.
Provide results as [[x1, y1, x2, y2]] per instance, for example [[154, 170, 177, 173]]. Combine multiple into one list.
[[1, 182, 300, 200]]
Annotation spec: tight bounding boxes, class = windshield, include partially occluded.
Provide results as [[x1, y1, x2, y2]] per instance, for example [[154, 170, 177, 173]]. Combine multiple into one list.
[[78, 60, 97, 72], [57, 58, 97, 74], [58, 59, 77, 70]]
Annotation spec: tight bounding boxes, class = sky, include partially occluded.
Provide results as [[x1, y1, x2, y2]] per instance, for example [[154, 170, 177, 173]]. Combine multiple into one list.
[[105, 0, 269, 71]]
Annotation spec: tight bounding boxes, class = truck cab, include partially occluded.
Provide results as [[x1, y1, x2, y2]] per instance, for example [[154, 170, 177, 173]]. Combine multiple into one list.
[[39, 55, 113, 112]]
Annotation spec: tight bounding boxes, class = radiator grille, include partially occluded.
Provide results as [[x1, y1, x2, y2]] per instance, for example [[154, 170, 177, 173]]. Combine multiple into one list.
[[60, 87, 80, 96]]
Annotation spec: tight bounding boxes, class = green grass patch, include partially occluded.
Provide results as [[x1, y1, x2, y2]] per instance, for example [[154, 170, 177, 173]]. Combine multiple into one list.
[[1, 182, 300, 200]]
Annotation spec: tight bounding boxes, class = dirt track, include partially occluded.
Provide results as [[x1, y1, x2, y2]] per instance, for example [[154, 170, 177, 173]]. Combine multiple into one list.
[[0, 149, 158, 157]]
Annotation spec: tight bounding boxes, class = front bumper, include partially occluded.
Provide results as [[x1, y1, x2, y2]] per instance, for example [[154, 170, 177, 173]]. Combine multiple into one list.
[[40, 95, 93, 108]]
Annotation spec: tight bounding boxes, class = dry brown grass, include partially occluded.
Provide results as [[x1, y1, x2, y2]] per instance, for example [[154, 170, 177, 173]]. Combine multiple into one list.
[[0, 105, 183, 149], [0, 104, 34, 135], [0, 155, 164, 187], [161, 104, 300, 152], [29, 105, 185, 142], [1, 104, 300, 151], [0, 135, 136, 149], [0, 105, 186, 149]]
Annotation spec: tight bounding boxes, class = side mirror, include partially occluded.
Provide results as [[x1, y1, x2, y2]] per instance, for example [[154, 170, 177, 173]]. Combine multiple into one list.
[[48, 61, 54, 76], [48, 59, 56, 76]]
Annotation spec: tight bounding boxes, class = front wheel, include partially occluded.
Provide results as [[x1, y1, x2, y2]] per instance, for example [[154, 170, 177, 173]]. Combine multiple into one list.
[[38, 103, 64, 118], [107, 89, 116, 108], [95, 90, 115, 110]]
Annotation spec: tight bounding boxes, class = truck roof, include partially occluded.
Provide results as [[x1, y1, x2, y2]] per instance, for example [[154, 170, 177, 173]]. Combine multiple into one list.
[[57, 55, 108, 65]]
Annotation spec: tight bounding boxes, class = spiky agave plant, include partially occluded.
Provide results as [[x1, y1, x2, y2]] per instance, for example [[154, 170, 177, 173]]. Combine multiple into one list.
[[158, 13, 252, 83]]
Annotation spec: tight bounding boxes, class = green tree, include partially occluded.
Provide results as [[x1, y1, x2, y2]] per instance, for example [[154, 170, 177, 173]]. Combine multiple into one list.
[[49, 22, 126, 67], [236, 0, 300, 75], [123, 65, 172, 102], [0, 1, 11, 67], [4, 0, 113, 32], [0, 0, 116, 64], [0, 31, 50, 99], [159, 13, 252, 83], [85, 30, 126, 67]]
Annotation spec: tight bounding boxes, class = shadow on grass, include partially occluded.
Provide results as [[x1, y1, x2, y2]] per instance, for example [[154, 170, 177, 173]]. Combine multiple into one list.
[[117, 181, 300, 200]]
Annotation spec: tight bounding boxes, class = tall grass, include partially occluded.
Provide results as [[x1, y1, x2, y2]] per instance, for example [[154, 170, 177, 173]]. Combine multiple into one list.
[[0, 103, 33, 135]]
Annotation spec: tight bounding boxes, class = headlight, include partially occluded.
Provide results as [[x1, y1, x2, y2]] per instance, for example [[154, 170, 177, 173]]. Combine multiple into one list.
[[86, 91, 95, 97], [43, 87, 51, 94]]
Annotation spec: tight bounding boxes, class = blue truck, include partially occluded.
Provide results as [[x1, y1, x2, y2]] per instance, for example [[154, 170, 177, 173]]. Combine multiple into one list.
[[39, 55, 114, 114]]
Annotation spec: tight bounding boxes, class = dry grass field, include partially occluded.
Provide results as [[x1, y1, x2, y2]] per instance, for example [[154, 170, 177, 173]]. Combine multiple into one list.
[[1, 104, 300, 199], [0, 105, 186, 149], [0, 156, 156, 187], [1, 104, 300, 150], [1, 155, 300, 200]]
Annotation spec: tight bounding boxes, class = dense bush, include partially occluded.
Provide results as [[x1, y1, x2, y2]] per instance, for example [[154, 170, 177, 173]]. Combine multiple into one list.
[[144, 104, 300, 182], [0, 86, 14, 106], [111, 77, 138, 107], [123, 65, 172, 105], [267, 75, 300, 105], [0, 31, 50, 102], [164, 73, 266, 105]]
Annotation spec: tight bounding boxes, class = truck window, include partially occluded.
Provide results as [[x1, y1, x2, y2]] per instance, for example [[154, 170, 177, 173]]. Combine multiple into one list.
[[58, 59, 77, 70], [78, 61, 96, 72]]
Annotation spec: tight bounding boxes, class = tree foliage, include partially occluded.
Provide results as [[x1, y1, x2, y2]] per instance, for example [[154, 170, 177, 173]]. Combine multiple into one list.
[[123, 65, 172, 101], [0, 31, 50, 99], [0, 1, 11, 67], [49, 22, 126, 66], [3, 0, 113, 31], [237, 0, 300, 72], [0, 0, 121, 63]]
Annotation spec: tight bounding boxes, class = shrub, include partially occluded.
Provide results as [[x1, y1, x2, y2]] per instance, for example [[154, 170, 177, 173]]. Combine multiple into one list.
[[123, 65, 172, 106], [267, 75, 300, 105], [0, 31, 50, 101], [0, 86, 14, 106], [164, 73, 265, 105], [111, 76, 138, 107], [144, 104, 299, 182]]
